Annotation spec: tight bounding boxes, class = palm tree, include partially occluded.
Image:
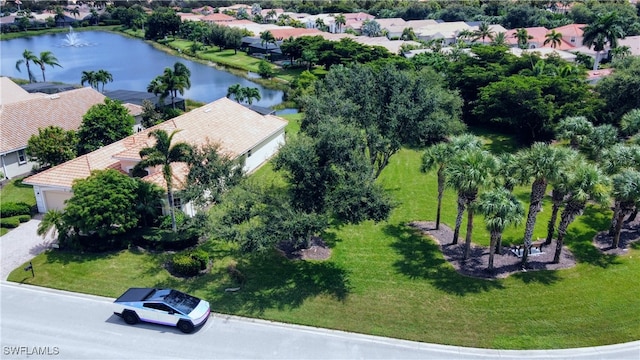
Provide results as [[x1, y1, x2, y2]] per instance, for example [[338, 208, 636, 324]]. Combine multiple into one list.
[[490, 32, 508, 47], [54, 6, 65, 26], [95, 69, 113, 93], [37, 209, 66, 240], [70, 7, 80, 19], [475, 188, 524, 270], [153, 62, 191, 109], [401, 27, 417, 41], [583, 12, 625, 70], [544, 149, 579, 246], [80, 70, 98, 90], [553, 162, 609, 263], [135, 181, 163, 228], [90, 8, 99, 25], [136, 129, 193, 232], [315, 17, 326, 31], [514, 28, 533, 49], [334, 13, 346, 33], [35, 51, 62, 82], [446, 148, 497, 260], [517, 143, 571, 268], [555, 116, 594, 150], [544, 30, 563, 48], [266, 9, 277, 23], [226, 83, 244, 103], [260, 30, 276, 49], [15, 49, 38, 83], [421, 134, 482, 231], [473, 22, 494, 44], [610, 169, 640, 249], [244, 87, 261, 105]]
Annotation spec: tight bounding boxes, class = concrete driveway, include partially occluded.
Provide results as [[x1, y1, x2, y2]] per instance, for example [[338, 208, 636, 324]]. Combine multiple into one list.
[[0, 215, 55, 280]]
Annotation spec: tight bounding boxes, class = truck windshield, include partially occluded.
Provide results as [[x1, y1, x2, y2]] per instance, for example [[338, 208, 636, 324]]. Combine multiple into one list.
[[163, 290, 201, 314]]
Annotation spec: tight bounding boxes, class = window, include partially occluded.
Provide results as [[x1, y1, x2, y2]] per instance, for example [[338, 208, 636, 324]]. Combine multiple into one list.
[[570, 36, 576, 43], [143, 303, 175, 313], [17, 149, 27, 164], [247, 149, 252, 157], [173, 197, 182, 208]]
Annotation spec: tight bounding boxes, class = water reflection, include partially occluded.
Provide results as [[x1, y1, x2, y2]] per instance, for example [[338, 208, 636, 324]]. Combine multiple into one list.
[[0, 31, 284, 107]]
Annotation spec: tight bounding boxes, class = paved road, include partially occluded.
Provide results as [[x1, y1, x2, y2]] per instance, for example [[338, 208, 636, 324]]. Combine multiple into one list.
[[1, 283, 639, 360]]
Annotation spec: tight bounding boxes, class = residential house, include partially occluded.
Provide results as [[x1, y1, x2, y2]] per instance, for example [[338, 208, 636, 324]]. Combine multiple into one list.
[[0, 80, 106, 179], [552, 23, 586, 48], [23, 97, 288, 216], [504, 27, 550, 49], [201, 13, 235, 24], [374, 18, 407, 39], [417, 21, 472, 45], [618, 35, 640, 56]]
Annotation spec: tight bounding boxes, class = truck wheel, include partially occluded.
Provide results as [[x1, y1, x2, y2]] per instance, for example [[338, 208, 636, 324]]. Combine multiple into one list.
[[122, 310, 139, 325], [177, 320, 194, 333]]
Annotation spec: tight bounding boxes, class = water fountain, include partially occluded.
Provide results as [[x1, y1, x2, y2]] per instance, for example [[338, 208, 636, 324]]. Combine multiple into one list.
[[62, 26, 90, 47]]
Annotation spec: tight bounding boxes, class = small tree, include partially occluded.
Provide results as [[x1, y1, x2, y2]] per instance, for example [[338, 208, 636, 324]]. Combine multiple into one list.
[[77, 99, 134, 155], [26, 126, 78, 169], [257, 60, 274, 79]]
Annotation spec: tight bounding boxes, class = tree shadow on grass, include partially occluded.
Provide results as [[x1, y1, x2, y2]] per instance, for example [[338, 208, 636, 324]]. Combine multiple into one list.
[[200, 250, 351, 316], [565, 206, 621, 268], [43, 248, 120, 265], [385, 223, 504, 296]]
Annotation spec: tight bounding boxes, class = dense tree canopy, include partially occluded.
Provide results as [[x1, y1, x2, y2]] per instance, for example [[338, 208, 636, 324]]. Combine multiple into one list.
[[77, 98, 134, 155], [301, 64, 464, 178], [26, 126, 78, 169], [596, 57, 640, 124], [145, 7, 181, 40]]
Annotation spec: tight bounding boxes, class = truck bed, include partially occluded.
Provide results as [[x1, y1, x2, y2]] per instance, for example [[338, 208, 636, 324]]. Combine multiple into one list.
[[114, 288, 155, 303]]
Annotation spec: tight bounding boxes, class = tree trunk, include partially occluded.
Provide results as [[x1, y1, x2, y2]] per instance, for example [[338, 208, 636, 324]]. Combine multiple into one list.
[[553, 231, 565, 264], [495, 233, 503, 255], [488, 231, 499, 270], [609, 201, 621, 235], [522, 179, 546, 268], [452, 194, 465, 245], [612, 211, 628, 249], [167, 188, 177, 232], [553, 203, 581, 263], [545, 201, 561, 245], [463, 204, 474, 260], [435, 171, 444, 230]]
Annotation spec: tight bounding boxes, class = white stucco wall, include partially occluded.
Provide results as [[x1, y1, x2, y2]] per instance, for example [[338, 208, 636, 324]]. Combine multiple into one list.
[[1, 150, 35, 180], [243, 130, 286, 174]]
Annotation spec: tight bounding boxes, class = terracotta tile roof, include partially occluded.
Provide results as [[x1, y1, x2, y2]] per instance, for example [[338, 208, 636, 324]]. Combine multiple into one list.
[[202, 13, 235, 22], [0, 86, 105, 154], [23, 97, 288, 191], [504, 27, 549, 46], [268, 27, 323, 40], [552, 23, 585, 38]]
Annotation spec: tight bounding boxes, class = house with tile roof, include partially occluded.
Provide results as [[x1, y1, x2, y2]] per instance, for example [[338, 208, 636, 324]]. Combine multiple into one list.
[[0, 80, 106, 179], [504, 27, 550, 49], [23, 97, 288, 216], [552, 23, 586, 48]]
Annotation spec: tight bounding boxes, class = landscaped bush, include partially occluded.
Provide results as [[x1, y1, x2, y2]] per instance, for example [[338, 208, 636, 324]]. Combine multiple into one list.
[[76, 232, 130, 252], [133, 228, 198, 251], [1, 202, 32, 217], [171, 249, 209, 277], [17, 214, 31, 223], [0, 217, 20, 228]]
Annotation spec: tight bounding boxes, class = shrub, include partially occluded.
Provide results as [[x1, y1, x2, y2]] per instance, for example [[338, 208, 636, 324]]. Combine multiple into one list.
[[171, 249, 209, 277], [133, 228, 198, 251], [258, 60, 275, 79], [1, 202, 32, 217], [0, 217, 20, 228], [159, 209, 186, 230], [17, 215, 31, 223]]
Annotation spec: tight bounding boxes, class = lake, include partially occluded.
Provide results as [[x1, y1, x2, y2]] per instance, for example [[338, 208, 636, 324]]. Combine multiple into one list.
[[0, 30, 284, 107]]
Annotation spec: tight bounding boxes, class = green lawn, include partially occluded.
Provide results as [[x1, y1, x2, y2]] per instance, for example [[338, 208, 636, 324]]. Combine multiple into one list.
[[7, 136, 640, 349]]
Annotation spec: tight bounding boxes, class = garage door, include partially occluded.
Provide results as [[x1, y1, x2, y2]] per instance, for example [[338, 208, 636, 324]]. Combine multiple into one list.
[[44, 191, 72, 211]]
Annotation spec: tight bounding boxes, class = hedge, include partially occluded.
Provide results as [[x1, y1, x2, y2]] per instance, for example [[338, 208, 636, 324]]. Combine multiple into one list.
[[171, 249, 209, 277], [1, 202, 32, 217], [0, 217, 20, 228], [132, 228, 198, 251]]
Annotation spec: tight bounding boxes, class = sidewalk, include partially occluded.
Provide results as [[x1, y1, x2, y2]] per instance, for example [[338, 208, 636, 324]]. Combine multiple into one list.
[[0, 214, 54, 280]]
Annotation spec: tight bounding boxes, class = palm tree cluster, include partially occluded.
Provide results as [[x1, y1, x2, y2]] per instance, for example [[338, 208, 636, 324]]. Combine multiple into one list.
[[226, 84, 261, 105], [15, 49, 62, 83], [147, 62, 191, 109], [422, 131, 619, 271], [582, 12, 625, 70], [80, 69, 113, 93]]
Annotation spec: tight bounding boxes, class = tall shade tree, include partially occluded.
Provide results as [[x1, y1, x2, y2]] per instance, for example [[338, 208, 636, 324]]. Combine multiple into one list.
[[446, 148, 497, 259], [15, 49, 38, 83], [95, 69, 113, 93], [80, 70, 98, 90], [553, 162, 609, 263], [610, 169, 640, 249], [544, 30, 563, 48], [583, 12, 625, 70], [475, 188, 524, 270], [135, 129, 193, 232], [517, 143, 572, 268], [35, 51, 62, 82], [421, 134, 482, 230]]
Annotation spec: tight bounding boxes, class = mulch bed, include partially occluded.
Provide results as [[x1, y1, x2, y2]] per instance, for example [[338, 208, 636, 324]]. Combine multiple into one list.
[[277, 237, 331, 261], [410, 220, 639, 280]]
